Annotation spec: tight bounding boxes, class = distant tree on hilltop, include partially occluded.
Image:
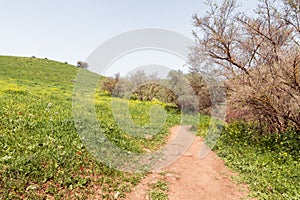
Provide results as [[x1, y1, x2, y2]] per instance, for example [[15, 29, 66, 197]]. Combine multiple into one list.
[[77, 61, 89, 69]]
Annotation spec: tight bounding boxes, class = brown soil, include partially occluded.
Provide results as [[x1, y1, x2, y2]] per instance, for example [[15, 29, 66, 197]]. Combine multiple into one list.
[[125, 126, 253, 200]]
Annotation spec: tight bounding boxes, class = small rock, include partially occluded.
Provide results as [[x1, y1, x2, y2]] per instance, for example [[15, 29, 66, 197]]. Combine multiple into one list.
[[143, 148, 151, 153], [114, 191, 120, 199], [145, 193, 150, 200], [183, 153, 193, 157], [165, 173, 180, 181], [26, 184, 38, 191], [145, 134, 153, 140], [148, 180, 158, 185]]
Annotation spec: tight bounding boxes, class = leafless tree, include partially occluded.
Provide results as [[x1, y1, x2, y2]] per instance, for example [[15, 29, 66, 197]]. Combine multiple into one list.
[[101, 73, 120, 94], [76, 61, 89, 69], [190, 0, 300, 132]]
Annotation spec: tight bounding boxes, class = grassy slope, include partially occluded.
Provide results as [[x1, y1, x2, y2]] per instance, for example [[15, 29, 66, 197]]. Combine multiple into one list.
[[198, 121, 300, 200], [0, 56, 181, 199], [2, 56, 298, 200]]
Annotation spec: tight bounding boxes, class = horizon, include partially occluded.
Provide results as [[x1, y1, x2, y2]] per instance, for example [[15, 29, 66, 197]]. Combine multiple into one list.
[[1, 0, 258, 76]]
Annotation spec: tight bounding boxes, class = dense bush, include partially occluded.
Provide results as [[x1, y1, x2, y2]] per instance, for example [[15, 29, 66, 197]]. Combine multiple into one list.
[[101, 69, 213, 114], [101, 73, 120, 94], [190, 0, 300, 133]]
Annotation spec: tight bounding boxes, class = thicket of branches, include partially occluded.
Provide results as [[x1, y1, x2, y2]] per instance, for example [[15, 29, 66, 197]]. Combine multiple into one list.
[[101, 69, 212, 113], [190, 0, 300, 132]]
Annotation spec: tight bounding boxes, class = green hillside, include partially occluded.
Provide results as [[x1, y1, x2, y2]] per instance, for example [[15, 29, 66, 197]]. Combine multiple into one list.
[[1, 56, 298, 200], [0, 56, 181, 199]]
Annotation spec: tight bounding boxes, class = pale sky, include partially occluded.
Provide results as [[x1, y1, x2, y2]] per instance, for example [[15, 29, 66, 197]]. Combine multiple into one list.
[[0, 0, 258, 76]]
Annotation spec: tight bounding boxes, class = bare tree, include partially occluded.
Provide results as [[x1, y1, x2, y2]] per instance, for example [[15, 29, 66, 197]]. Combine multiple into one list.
[[101, 73, 120, 94], [190, 0, 300, 132], [76, 61, 89, 69]]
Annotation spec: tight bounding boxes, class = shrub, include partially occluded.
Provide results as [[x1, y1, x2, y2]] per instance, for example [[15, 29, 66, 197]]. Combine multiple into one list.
[[190, 0, 300, 133]]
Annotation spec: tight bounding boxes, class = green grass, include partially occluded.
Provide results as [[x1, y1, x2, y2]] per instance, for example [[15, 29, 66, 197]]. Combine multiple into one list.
[[3, 55, 297, 199], [0, 56, 181, 199], [148, 180, 169, 200], [207, 122, 300, 200]]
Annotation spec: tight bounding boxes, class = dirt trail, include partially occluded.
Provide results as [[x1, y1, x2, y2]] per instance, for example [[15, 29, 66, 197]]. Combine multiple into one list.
[[125, 126, 252, 200]]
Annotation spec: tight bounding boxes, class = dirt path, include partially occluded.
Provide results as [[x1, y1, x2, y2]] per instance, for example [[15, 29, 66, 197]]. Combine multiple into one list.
[[125, 126, 252, 200]]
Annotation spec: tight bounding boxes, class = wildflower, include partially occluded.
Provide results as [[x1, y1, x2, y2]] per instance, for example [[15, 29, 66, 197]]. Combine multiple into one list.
[[1, 155, 12, 161]]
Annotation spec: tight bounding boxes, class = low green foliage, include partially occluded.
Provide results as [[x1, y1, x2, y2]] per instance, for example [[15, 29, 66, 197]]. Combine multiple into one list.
[[0, 56, 181, 199], [213, 122, 300, 199], [148, 180, 169, 200], [3, 55, 298, 199]]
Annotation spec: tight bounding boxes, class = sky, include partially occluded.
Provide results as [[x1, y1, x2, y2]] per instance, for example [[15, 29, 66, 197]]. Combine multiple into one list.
[[0, 0, 258, 76]]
